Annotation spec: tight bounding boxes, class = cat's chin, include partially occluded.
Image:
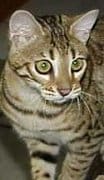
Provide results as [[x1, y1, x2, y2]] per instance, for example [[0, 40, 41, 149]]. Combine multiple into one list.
[[41, 91, 80, 105], [43, 97, 73, 105], [53, 98, 73, 105]]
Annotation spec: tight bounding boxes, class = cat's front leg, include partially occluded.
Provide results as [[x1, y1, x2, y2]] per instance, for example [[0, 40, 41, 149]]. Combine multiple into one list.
[[57, 152, 88, 180], [24, 138, 59, 180], [57, 142, 99, 180], [30, 157, 56, 180]]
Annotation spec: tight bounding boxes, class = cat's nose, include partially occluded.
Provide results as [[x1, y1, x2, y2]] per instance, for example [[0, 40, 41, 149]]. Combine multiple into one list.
[[58, 88, 70, 96]]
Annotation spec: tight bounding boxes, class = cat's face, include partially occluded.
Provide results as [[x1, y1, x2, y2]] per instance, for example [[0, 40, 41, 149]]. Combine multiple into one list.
[[24, 45, 87, 104], [8, 10, 99, 104]]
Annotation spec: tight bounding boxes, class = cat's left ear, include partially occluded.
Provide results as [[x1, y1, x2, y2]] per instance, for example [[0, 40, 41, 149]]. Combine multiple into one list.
[[70, 9, 99, 44], [9, 10, 44, 48]]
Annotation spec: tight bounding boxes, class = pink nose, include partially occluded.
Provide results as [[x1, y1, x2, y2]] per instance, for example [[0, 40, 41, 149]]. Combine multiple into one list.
[[58, 88, 70, 96]]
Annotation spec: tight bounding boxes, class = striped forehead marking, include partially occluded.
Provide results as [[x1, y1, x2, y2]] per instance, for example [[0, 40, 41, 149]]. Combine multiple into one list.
[[49, 49, 55, 60], [70, 46, 76, 59], [37, 15, 70, 53]]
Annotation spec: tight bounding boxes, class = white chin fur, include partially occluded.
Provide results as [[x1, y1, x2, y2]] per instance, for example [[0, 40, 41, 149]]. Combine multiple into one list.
[[42, 92, 81, 104]]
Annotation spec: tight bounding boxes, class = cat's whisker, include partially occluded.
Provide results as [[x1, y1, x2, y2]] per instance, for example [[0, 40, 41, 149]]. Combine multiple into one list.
[[80, 95, 92, 117], [81, 91, 102, 103], [77, 96, 81, 114], [81, 91, 95, 98]]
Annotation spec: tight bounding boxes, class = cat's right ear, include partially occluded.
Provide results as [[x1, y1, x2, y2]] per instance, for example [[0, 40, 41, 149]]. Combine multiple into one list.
[[9, 10, 44, 48], [70, 9, 99, 45]]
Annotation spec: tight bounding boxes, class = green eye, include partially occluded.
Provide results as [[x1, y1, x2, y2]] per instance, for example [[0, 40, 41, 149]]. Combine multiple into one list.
[[71, 58, 84, 72], [35, 60, 52, 74]]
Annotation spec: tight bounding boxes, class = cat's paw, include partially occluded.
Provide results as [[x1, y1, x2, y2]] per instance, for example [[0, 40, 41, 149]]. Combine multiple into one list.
[[95, 175, 104, 180]]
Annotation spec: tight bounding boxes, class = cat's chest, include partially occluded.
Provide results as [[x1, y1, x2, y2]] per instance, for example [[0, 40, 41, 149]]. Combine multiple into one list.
[[13, 123, 80, 145], [2, 92, 92, 145], [13, 112, 91, 146]]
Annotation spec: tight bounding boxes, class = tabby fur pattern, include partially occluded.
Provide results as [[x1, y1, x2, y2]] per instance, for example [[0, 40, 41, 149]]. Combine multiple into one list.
[[0, 9, 104, 180]]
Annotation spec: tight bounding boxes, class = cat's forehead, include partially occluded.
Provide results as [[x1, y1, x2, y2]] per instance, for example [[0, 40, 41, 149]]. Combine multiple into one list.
[[36, 15, 88, 57], [24, 38, 87, 62], [37, 15, 70, 52]]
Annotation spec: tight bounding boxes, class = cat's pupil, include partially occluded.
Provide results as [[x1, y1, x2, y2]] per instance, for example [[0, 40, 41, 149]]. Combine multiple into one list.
[[42, 62, 48, 69], [73, 60, 80, 66]]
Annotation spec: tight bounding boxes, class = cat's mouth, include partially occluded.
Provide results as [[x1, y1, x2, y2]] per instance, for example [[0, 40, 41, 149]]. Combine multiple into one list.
[[53, 93, 80, 104], [41, 88, 81, 105]]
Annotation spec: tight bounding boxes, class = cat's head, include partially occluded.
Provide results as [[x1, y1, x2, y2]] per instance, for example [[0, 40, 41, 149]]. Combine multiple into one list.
[[8, 9, 99, 104]]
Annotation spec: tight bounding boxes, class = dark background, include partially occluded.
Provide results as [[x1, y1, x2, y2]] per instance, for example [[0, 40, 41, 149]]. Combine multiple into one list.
[[0, 0, 104, 22]]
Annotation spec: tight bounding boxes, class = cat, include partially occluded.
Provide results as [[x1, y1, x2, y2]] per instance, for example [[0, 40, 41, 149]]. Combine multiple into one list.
[[0, 9, 104, 180]]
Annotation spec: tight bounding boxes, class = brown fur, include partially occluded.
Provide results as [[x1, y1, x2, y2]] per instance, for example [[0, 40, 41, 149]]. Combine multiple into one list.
[[0, 10, 104, 180]]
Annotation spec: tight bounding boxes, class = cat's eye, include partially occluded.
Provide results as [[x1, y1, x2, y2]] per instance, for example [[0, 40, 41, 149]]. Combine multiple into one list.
[[71, 58, 84, 72], [35, 60, 52, 74]]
